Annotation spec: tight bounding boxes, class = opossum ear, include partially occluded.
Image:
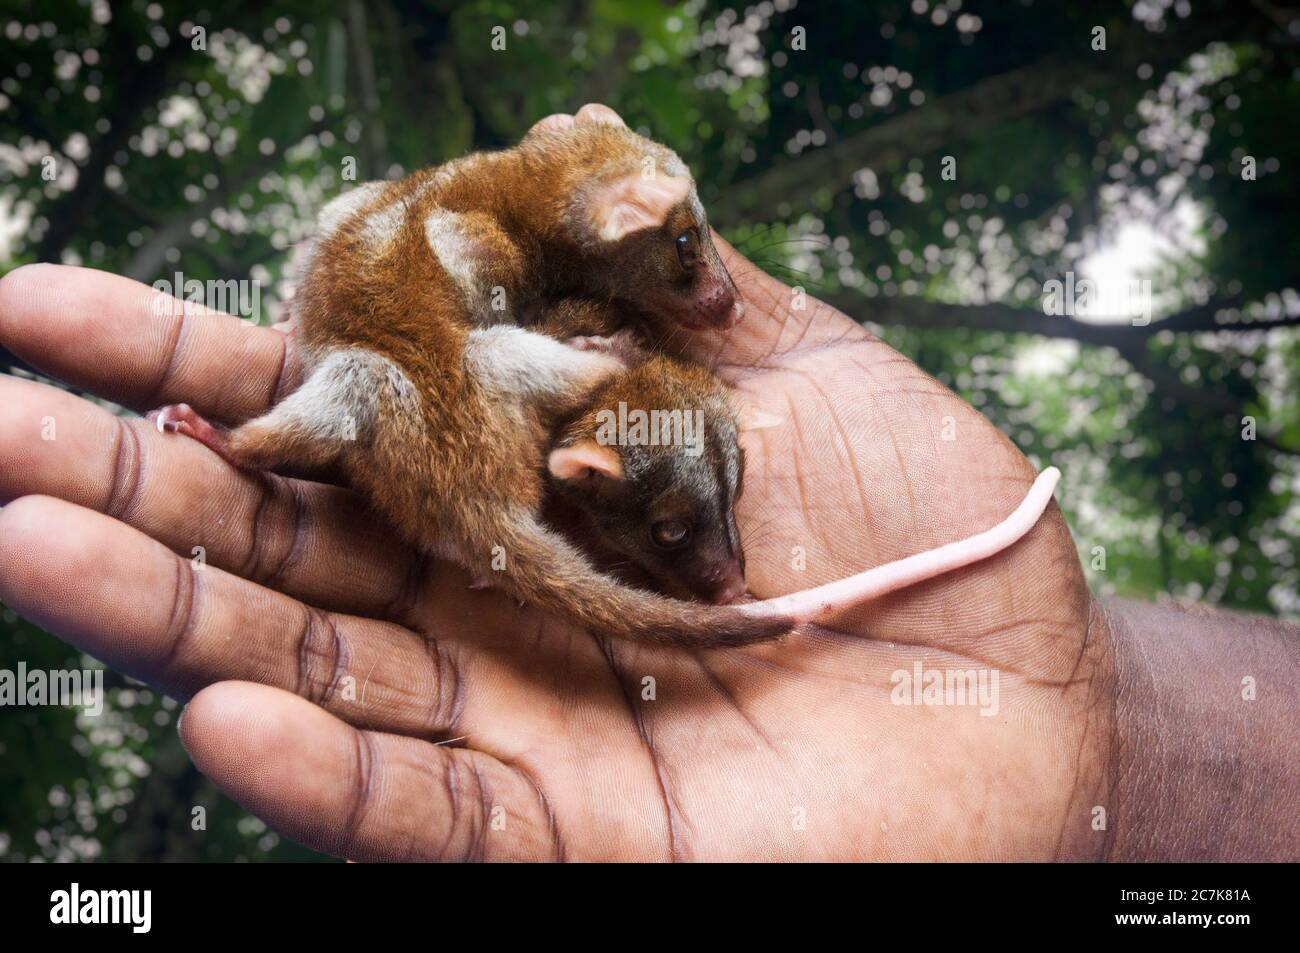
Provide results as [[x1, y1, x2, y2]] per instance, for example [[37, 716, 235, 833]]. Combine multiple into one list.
[[547, 440, 625, 482], [733, 400, 784, 433], [587, 171, 690, 242]]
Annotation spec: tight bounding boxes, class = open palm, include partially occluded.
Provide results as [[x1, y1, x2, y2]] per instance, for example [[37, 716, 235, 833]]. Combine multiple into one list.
[[0, 111, 1104, 862], [0, 245, 1104, 861]]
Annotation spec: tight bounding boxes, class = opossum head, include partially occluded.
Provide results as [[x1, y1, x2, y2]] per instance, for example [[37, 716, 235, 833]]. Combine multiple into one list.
[[555, 125, 744, 331], [547, 357, 780, 605]]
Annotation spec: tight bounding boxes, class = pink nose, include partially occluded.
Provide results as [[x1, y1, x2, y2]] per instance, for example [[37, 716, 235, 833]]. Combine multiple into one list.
[[702, 562, 747, 605], [693, 284, 741, 329]]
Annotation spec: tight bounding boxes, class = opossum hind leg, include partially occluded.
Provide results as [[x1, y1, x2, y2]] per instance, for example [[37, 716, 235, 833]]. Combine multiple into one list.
[[151, 348, 418, 473]]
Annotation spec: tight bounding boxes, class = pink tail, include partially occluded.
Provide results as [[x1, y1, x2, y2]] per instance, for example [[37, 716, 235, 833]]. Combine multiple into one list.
[[739, 467, 1061, 625]]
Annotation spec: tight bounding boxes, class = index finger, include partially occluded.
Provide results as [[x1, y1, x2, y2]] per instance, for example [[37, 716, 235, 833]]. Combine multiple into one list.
[[0, 263, 299, 423]]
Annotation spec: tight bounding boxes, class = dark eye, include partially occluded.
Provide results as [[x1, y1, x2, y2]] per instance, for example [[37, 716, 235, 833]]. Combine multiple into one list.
[[651, 519, 691, 549], [675, 230, 698, 272]]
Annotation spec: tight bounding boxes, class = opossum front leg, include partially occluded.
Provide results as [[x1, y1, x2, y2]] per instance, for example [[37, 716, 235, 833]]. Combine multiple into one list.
[[567, 328, 649, 368], [531, 298, 650, 367], [530, 297, 624, 338], [150, 349, 413, 472], [464, 325, 627, 417]]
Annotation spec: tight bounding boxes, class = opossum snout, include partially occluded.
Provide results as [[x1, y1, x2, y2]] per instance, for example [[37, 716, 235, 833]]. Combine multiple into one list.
[[685, 283, 742, 330], [700, 560, 747, 605]]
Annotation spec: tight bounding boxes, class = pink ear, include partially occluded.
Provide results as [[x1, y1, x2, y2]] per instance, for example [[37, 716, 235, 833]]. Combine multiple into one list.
[[589, 172, 691, 241], [547, 440, 625, 481]]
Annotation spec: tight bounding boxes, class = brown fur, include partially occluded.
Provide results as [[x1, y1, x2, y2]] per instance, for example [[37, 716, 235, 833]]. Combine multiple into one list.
[[206, 125, 790, 646], [549, 355, 750, 605]]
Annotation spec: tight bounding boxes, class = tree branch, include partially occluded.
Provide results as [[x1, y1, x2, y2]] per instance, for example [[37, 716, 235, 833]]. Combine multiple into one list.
[[712, 14, 1256, 222], [824, 293, 1300, 346], [1115, 341, 1300, 456], [821, 290, 1300, 456]]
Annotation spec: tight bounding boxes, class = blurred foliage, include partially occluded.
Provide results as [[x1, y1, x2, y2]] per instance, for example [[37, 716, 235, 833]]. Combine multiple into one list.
[[0, 0, 1297, 860]]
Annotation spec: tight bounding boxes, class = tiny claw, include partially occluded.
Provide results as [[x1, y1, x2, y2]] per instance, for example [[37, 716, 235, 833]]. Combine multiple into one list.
[[567, 328, 647, 366], [148, 403, 229, 459], [567, 334, 609, 352], [152, 403, 193, 434]]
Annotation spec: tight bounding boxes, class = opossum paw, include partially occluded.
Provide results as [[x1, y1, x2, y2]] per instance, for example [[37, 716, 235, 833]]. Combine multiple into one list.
[[148, 404, 228, 458], [568, 328, 648, 366]]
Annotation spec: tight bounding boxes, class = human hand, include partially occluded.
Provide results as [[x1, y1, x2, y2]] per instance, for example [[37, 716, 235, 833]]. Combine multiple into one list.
[[0, 104, 1105, 861]]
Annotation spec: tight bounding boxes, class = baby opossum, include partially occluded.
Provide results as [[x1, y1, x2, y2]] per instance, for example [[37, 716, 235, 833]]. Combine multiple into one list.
[[546, 354, 766, 606], [153, 122, 1061, 646]]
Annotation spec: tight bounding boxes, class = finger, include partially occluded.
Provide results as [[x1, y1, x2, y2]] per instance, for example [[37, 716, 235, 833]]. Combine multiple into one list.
[[679, 232, 875, 374], [181, 681, 560, 861], [0, 374, 427, 620], [574, 103, 626, 127], [0, 263, 298, 423], [527, 113, 576, 137], [0, 496, 464, 738]]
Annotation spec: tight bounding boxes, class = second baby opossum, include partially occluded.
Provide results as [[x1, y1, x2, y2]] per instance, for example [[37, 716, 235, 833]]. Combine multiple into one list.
[[547, 352, 771, 606], [152, 121, 1061, 646]]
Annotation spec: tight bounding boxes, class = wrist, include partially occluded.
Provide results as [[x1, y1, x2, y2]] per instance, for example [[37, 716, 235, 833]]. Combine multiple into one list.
[[1098, 597, 1298, 861]]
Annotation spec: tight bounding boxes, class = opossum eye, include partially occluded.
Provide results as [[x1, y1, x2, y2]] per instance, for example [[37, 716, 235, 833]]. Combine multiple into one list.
[[651, 519, 691, 549], [675, 230, 698, 272]]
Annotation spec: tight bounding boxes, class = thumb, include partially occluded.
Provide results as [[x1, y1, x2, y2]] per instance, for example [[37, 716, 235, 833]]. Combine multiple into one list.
[[675, 232, 875, 372]]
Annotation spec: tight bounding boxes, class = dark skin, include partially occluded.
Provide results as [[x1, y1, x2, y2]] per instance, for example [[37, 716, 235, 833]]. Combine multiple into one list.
[[0, 104, 1294, 860]]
